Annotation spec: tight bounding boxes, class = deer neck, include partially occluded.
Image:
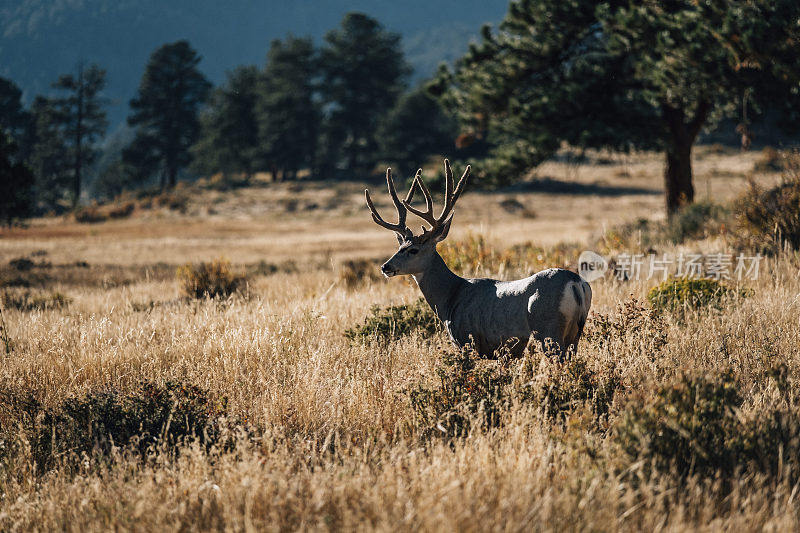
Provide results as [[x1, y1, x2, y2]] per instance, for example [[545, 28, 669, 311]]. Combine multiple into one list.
[[412, 252, 465, 322]]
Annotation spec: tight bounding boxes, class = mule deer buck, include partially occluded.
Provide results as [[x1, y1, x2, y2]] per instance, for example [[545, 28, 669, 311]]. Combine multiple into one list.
[[365, 159, 591, 358]]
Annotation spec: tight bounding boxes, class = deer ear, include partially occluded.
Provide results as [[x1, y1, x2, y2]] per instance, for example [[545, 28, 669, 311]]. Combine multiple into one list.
[[432, 215, 453, 243], [395, 232, 405, 245]]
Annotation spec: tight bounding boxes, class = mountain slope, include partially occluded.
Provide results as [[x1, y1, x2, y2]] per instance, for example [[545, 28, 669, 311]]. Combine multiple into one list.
[[0, 0, 507, 126]]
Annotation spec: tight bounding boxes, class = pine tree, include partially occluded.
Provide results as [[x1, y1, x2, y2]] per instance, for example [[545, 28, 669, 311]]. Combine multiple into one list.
[[0, 77, 30, 147], [319, 13, 410, 176], [193, 66, 260, 184], [436, 0, 800, 213], [127, 40, 211, 190], [377, 86, 458, 177], [27, 97, 71, 212], [257, 36, 320, 181], [0, 132, 35, 226], [51, 63, 108, 207]]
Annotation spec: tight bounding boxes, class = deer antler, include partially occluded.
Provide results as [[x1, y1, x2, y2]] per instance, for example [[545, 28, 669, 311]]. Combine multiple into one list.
[[365, 168, 415, 237], [403, 159, 470, 239]]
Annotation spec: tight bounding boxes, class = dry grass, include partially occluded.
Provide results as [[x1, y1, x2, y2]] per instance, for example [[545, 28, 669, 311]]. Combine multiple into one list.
[[0, 150, 798, 531]]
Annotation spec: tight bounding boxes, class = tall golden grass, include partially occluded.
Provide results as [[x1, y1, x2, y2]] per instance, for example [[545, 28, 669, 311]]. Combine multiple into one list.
[[0, 150, 798, 530]]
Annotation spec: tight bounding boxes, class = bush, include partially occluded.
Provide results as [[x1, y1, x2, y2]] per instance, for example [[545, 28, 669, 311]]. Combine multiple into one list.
[[74, 205, 108, 224], [735, 155, 800, 253], [177, 258, 247, 299], [753, 146, 785, 172], [586, 297, 668, 352], [614, 371, 800, 478], [598, 203, 728, 252], [647, 277, 748, 314], [515, 352, 620, 423], [8, 257, 34, 271], [107, 201, 135, 219], [439, 234, 578, 278], [0, 381, 231, 475], [664, 201, 728, 244], [339, 258, 382, 289], [406, 349, 512, 439], [406, 347, 620, 440], [345, 298, 440, 344], [153, 191, 189, 212], [1, 289, 71, 311]]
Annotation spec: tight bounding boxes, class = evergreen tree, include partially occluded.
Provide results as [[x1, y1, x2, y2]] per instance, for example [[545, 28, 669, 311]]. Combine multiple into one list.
[[0, 132, 35, 226], [319, 13, 410, 176], [27, 97, 71, 212], [192, 66, 260, 183], [435, 0, 800, 213], [127, 40, 211, 190], [92, 158, 139, 201], [0, 77, 30, 147], [51, 63, 108, 207], [377, 85, 458, 177], [257, 37, 320, 181]]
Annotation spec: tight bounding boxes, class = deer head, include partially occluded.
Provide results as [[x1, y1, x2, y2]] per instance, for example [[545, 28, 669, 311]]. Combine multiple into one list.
[[365, 159, 470, 277]]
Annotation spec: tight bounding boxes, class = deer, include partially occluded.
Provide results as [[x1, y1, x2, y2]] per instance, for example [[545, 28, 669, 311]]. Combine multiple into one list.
[[364, 159, 592, 358]]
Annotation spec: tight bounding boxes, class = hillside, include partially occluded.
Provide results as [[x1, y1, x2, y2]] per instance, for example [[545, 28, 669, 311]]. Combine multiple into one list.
[[0, 0, 507, 127]]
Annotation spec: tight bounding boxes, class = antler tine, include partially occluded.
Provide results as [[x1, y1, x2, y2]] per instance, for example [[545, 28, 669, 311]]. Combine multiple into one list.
[[437, 160, 470, 223], [402, 169, 438, 228], [443, 159, 454, 211], [385, 167, 406, 229], [364, 168, 410, 234], [401, 160, 471, 237]]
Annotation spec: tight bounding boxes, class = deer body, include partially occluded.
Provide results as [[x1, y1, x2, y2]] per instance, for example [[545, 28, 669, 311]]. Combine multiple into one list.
[[366, 160, 591, 357], [411, 250, 590, 357]]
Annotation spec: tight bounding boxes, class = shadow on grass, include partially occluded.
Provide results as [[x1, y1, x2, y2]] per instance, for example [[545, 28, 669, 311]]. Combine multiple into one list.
[[501, 177, 661, 196]]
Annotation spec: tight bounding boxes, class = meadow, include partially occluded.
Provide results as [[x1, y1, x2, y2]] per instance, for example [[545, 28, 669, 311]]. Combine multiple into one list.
[[2, 146, 800, 531]]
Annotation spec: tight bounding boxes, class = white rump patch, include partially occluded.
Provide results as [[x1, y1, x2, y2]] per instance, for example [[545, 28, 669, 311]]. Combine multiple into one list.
[[559, 282, 580, 320]]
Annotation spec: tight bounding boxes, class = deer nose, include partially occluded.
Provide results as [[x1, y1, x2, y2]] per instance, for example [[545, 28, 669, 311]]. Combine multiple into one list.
[[381, 262, 397, 277]]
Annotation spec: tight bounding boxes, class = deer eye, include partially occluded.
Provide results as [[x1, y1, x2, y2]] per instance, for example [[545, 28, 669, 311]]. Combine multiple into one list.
[[407, 248, 419, 255]]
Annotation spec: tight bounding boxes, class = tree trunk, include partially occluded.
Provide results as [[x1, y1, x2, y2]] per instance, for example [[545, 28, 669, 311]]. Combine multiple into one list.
[[73, 154, 82, 207], [167, 166, 177, 189], [664, 140, 694, 214], [662, 100, 711, 216], [73, 64, 85, 208]]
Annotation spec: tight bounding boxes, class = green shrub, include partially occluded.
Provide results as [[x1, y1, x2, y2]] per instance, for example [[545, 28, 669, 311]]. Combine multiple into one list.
[[647, 277, 748, 313], [1, 289, 71, 311], [664, 201, 728, 244], [614, 371, 800, 478], [735, 155, 800, 254], [0, 381, 230, 475], [177, 258, 247, 299], [345, 298, 441, 343]]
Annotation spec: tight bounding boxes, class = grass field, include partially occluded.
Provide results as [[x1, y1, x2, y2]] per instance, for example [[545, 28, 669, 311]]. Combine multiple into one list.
[[2, 147, 800, 531]]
